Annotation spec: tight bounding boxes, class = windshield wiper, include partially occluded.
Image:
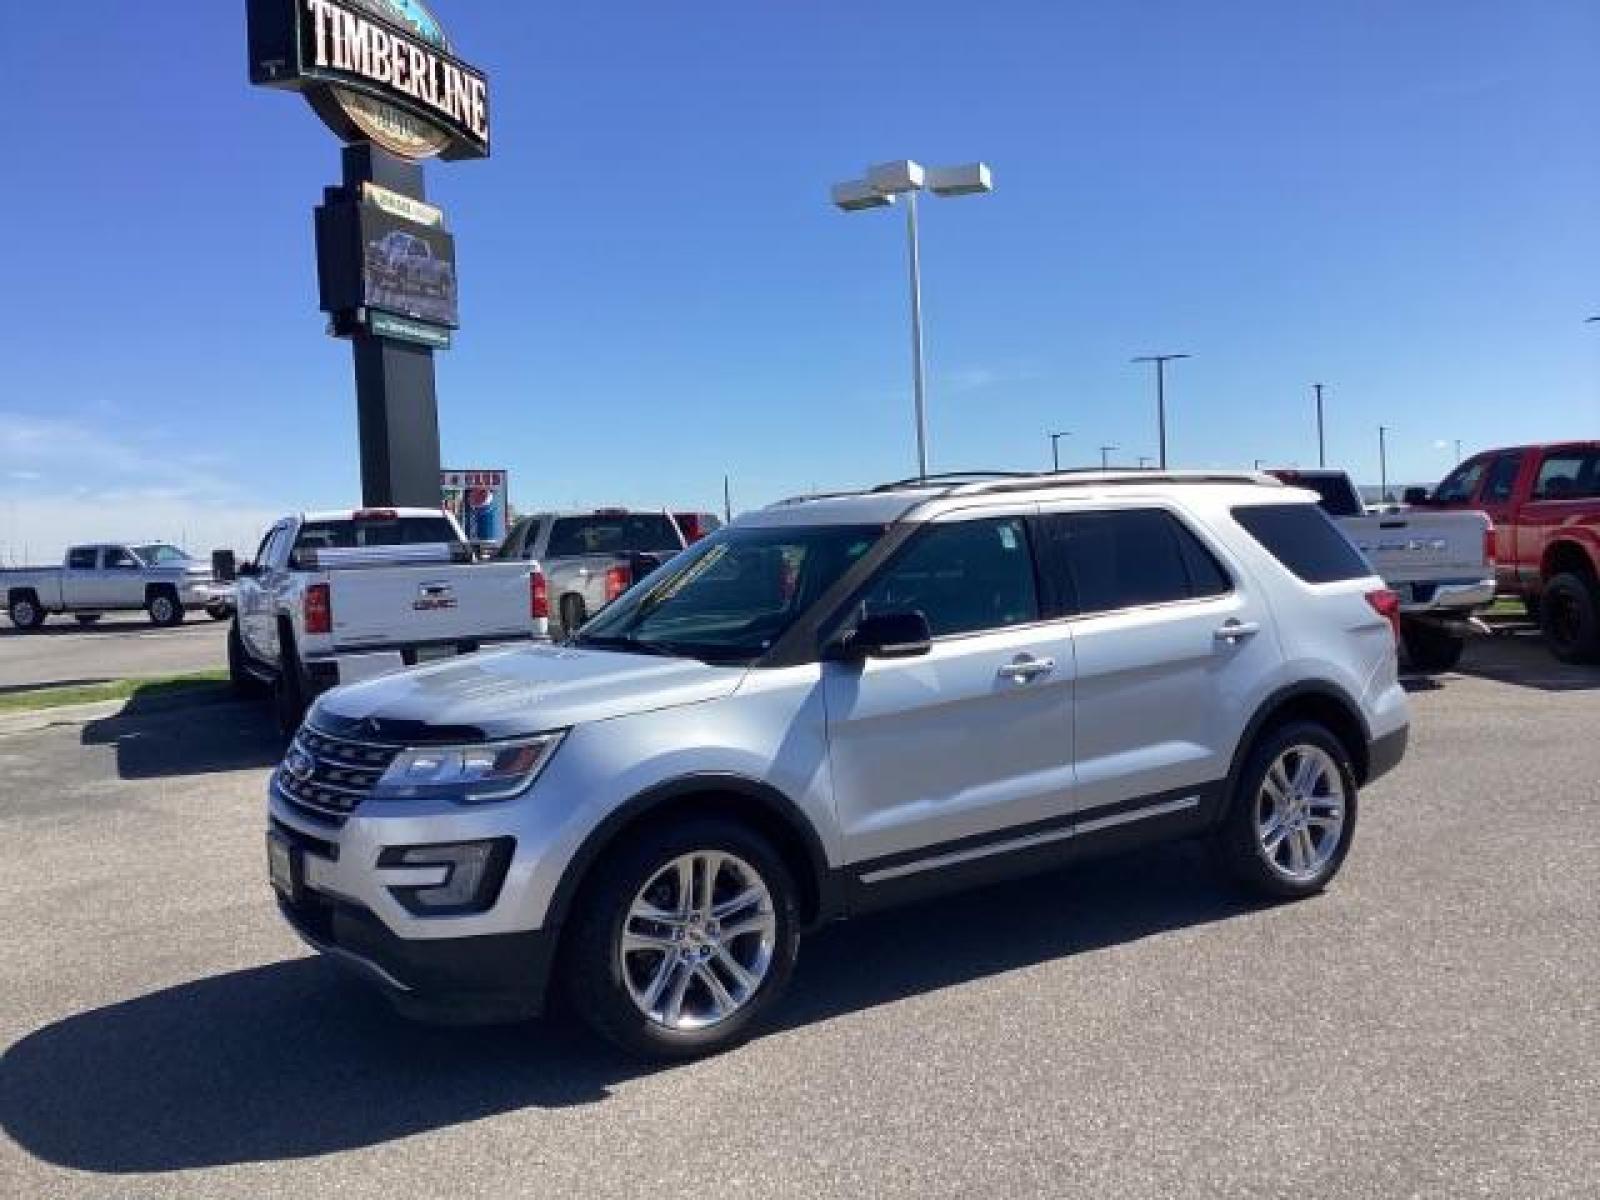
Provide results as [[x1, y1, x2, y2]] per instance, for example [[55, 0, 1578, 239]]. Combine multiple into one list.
[[571, 634, 680, 658]]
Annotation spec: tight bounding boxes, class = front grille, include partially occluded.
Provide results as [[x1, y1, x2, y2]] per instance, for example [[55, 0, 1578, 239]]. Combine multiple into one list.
[[275, 727, 403, 826]]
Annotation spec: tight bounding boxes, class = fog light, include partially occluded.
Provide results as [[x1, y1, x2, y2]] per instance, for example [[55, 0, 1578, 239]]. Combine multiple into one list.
[[379, 838, 513, 915]]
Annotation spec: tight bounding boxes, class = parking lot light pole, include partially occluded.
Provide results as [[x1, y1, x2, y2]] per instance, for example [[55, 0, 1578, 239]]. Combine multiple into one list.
[[1314, 383, 1326, 468], [1131, 353, 1190, 469], [1049, 430, 1072, 471], [1378, 425, 1390, 502], [1099, 444, 1118, 469], [832, 160, 994, 481], [1138, 455, 1153, 468]]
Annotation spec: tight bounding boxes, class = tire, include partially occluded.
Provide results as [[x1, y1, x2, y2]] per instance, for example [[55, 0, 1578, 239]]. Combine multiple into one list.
[[146, 588, 184, 627], [6, 593, 45, 631], [1214, 721, 1360, 901], [1400, 620, 1465, 673], [273, 631, 308, 736], [559, 594, 587, 640], [206, 604, 232, 622], [563, 817, 800, 1061], [228, 622, 266, 699], [1539, 573, 1600, 664], [74, 614, 102, 626]]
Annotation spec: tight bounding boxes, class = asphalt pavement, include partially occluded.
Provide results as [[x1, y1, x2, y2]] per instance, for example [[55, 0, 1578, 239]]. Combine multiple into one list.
[[1, 633, 1596, 1198], [0, 616, 229, 693]]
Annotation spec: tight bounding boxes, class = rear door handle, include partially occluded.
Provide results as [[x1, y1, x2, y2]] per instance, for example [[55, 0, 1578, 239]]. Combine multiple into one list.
[[998, 656, 1055, 682], [1214, 620, 1260, 643]]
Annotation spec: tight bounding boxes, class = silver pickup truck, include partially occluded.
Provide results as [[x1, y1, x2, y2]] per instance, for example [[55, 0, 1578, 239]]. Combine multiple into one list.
[[3, 542, 230, 630], [495, 509, 719, 638]]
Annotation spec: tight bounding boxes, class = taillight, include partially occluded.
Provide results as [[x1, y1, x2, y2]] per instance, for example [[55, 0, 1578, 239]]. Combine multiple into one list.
[[1483, 522, 1496, 568], [304, 583, 332, 635], [1365, 588, 1401, 643], [604, 565, 630, 603], [529, 569, 549, 619]]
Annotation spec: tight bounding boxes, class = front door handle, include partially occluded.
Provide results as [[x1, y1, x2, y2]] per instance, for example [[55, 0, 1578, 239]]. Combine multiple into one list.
[[1214, 620, 1261, 643], [998, 656, 1055, 682]]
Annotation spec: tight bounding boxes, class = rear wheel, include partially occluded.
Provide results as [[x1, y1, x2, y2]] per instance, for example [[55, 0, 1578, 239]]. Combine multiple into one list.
[[1400, 620, 1465, 673], [1215, 722, 1359, 900], [273, 631, 308, 735], [74, 613, 102, 626], [146, 588, 183, 627], [1540, 573, 1600, 664], [564, 818, 800, 1060], [7, 594, 45, 631], [228, 622, 266, 698], [559, 594, 587, 640]]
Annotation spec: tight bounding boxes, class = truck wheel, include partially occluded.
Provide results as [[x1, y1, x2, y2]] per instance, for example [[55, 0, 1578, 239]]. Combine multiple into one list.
[[560, 594, 587, 639], [1540, 573, 1600, 664], [1213, 721, 1359, 901], [146, 588, 184, 627], [7, 593, 45, 631], [1400, 620, 1466, 673], [206, 604, 231, 622], [274, 636, 309, 736], [563, 817, 800, 1061], [228, 622, 266, 699], [74, 614, 102, 626]]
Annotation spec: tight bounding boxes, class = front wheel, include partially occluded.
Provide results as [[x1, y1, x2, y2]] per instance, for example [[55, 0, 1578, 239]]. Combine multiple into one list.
[[1540, 573, 1600, 664], [1400, 620, 1466, 673], [1214, 722, 1359, 900], [146, 589, 184, 627], [563, 818, 800, 1060]]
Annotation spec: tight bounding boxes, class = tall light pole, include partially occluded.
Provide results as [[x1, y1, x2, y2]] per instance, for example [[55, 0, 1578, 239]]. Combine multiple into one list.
[[1454, 439, 1462, 464], [1049, 430, 1072, 471], [1131, 353, 1190, 469], [1099, 444, 1118, 469], [1313, 383, 1326, 468], [1137, 455, 1153, 468], [831, 160, 994, 480], [1378, 425, 1390, 502]]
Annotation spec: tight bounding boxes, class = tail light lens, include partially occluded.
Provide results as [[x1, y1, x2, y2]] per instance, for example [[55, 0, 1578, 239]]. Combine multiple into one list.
[[1365, 588, 1401, 643], [304, 583, 332, 635], [604, 565, 630, 603], [529, 569, 549, 620], [1484, 522, 1497, 568]]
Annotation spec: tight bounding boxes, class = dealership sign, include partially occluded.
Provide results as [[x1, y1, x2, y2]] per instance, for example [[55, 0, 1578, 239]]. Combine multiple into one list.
[[247, 0, 490, 161]]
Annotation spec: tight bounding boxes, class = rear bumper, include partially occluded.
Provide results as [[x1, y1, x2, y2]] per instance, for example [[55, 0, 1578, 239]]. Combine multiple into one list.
[[1398, 578, 1495, 616], [1366, 725, 1408, 785], [276, 888, 556, 1024]]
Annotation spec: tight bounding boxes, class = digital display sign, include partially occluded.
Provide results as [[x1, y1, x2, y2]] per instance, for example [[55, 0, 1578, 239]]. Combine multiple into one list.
[[359, 204, 459, 328]]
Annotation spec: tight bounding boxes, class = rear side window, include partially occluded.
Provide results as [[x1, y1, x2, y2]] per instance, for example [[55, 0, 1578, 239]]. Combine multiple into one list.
[[1037, 509, 1231, 615], [547, 514, 680, 557], [67, 547, 97, 570], [856, 517, 1038, 637], [1231, 503, 1371, 583], [1532, 450, 1600, 500]]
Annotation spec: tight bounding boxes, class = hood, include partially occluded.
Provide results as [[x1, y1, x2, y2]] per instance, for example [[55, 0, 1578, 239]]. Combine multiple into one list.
[[312, 642, 747, 742]]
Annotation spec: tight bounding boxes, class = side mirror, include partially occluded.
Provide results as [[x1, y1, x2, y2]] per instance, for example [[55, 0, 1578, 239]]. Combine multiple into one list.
[[212, 549, 237, 582], [828, 611, 933, 662], [236, 561, 260, 578], [1402, 486, 1431, 506]]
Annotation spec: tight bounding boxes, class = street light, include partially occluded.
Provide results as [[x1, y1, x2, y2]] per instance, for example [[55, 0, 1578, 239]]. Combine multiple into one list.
[[1137, 455, 1153, 469], [1099, 444, 1118, 469], [1313, 383, 1327, 468], [1049, 430, 1072, 471], [1131, 353, 1191, 469], [831, 159, 994, 480], [1378, 425, 1391, 502]]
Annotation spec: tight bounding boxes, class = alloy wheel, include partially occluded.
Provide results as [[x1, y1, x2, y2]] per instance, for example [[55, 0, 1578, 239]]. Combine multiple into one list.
[[1255, 744, 1346, 883]]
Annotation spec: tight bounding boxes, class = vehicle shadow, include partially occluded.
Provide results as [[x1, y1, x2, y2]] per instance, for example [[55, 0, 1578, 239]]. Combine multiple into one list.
[[79, 695, 284, 780], [1452, 626, 1598, 693], [2, 842, 1259, 1175], [0, 617, 224, 637]]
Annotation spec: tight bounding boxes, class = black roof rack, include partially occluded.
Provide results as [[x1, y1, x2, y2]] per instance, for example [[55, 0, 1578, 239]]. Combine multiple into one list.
[[869, 470, 1035, 493]]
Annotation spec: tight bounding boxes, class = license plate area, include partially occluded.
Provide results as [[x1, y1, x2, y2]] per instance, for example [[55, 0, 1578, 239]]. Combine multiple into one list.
[[412, 643, 458, 664], [267, 832, 302, 903]]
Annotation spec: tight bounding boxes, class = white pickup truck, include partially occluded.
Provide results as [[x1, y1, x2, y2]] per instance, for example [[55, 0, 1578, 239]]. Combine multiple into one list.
[[228, 508, 549, 731], [1268, 469, 1495, 671], [3, 542, 230, 629]]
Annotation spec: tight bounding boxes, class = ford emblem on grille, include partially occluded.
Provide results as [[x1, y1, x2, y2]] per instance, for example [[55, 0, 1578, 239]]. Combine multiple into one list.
[[285, 745, 316, 782]]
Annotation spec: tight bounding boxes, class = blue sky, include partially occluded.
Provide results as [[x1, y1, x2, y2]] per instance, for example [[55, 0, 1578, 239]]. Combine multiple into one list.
[[3, 1, 1597, 557]]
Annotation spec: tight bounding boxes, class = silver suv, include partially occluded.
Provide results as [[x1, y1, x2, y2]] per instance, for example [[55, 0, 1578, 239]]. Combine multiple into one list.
[[267, 471, 1409, 1059]]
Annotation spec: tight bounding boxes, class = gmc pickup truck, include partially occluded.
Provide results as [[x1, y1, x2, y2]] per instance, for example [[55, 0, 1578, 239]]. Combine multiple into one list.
[[230, 508, 549, 731], [495, 509, 719, 638], [3, 542, 230, 629], [1405, 441, 1600, 663], [1268, 469, 1495, 671]]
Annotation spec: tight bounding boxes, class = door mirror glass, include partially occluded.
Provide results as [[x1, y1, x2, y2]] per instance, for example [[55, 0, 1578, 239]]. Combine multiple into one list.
[[236, 561, 259, 578], [830, 611, 932, 661], [1402, 486, 1430, 506]]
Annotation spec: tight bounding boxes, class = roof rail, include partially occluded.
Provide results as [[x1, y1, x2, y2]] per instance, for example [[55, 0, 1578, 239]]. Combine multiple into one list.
[[868, 470, 1035, 493], [945, 469, 1276, 498]]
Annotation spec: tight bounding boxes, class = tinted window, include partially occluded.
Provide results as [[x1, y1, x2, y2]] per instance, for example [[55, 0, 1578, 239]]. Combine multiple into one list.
[[547, 514, 680, 557], [1481, 454, 1523, 503], [1038, 509, 1229, 614], [133, 543, 190, 565], [492, 517, 535, 560], [856, 517, 1038, 637], [1532, 451, 1600, 500], [67, 547, 97, 570], [293, 516, 458, 558], [1434, 460, 1486, 503], [1232, 503, 1371, 583], [105, 547, 139, 569]]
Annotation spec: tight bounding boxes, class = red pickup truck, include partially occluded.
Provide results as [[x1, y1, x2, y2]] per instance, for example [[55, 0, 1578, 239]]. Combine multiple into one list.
[[1405, 440, 1600, 662]]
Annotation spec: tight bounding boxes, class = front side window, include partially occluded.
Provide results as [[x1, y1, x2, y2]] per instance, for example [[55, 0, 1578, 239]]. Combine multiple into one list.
[[1434, 460, 1487, 504], [1532, 451, 1600, 500], [1232, 503, 1371, 584], [576, 524, 884, 663], [105, 547, 139, 569], [1037, 509, 1230, 615], [1481, 454, 1524, 503], [854, 517, 1038, 638], [132, 543, 190, 566]]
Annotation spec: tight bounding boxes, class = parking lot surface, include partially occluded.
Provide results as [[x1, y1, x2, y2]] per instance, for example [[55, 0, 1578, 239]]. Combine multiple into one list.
[[1, 634, 1596, 1198], [0, 617, 229, 693]]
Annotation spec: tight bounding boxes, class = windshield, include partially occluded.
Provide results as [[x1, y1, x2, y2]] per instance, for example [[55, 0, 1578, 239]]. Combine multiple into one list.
[[131, 543, 191, 566], [575, 524, 885, 664]]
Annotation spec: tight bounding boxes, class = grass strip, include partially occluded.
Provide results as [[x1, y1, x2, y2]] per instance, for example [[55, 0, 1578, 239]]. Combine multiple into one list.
[[0, 671, 231, 714]]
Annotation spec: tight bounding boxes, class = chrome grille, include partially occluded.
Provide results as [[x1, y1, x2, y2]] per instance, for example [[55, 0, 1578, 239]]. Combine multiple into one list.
[[275, 727, 402, 825]]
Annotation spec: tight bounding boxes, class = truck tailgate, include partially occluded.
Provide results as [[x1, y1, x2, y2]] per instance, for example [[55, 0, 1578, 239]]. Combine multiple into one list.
[[327, 562, 536, 652], [1343, 512, 1491, 587]]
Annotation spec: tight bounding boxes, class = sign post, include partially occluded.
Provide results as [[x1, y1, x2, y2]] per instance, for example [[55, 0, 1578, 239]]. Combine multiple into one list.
[[246, 0, 491, 508]]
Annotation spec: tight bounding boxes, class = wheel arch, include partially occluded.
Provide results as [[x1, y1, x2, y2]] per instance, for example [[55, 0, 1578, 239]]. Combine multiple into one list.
[[143, 580, 180, 605], [1226, 682, 1374, 798], [1540, 538, 1599, 586]]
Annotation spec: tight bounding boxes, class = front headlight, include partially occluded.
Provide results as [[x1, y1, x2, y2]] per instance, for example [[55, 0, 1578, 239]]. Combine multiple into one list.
[[372, 732, 565, 803]]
